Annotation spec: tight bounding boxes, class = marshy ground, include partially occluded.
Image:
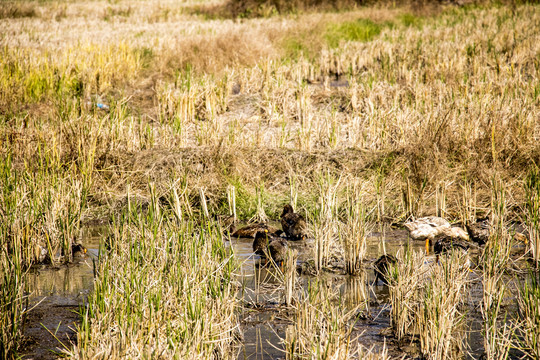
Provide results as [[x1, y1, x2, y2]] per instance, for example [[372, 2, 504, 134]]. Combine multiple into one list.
[[1, 0, 540, 358]]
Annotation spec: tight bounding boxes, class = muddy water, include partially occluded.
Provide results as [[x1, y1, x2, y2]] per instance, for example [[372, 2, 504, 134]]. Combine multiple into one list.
[[229, 228, 432, 359], [22, 225, 523, 359], [228, 227, 521, 359], [22, 228, 103, 359]]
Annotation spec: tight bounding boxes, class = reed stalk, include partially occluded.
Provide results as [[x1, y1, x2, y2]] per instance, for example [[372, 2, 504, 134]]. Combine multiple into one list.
[[227, 185, 237, 221], [312, 172, 341, 273], [342, 183, 370, 275], [284, 249, 298, 307], [525, 169, 540, 268], [417, 253, 469, 360], [284, 279, 360, 359], [481, 178, 513, 359]]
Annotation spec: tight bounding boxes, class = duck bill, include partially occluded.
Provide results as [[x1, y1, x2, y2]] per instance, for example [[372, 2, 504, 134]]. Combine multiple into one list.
[[425, 239, 430, 255]]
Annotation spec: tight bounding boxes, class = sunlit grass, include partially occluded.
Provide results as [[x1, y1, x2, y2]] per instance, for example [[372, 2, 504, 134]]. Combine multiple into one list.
[[1, 0, 539, 357], [71, 194, 240, 359]]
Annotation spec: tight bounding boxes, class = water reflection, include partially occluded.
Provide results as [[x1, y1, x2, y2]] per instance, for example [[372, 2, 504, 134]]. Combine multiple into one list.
[[27, 225, 104, 298], [342, 274, 369, 310], [239, 322, 285, 360], [27, 262, 95, 297]]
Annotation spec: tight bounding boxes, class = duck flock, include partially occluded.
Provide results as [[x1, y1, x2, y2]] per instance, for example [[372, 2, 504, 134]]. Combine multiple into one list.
[[229, 204, 308, 266], [376, 216, 525, 284], [228, 206, 528, 284]]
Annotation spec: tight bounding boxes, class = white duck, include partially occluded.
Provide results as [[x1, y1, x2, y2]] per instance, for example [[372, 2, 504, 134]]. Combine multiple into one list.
[[404, 216, 469, 254]]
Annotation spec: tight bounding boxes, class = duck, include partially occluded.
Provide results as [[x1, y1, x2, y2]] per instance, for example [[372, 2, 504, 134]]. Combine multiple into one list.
[[434, 235, 470, 256], [433, 234, 475, 267], [268, 238, 288, 264], [253, 230, 288, 265], [35, 245, 50, 264], [374, 254, 397, 285], [404, 216, 469, 254], [231, 222, 283, 238], [72, 243, 88, 258], [513, 232, 529, 245], [280, 204, 307, 240], [465, 217, 490, 245], [61, 243, 88, 260]]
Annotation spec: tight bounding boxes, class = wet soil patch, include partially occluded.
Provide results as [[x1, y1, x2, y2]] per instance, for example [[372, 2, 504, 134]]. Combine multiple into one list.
[[21, 296, 80, 360], [229, 227, 530, 359], [21, 229, 102, 359]]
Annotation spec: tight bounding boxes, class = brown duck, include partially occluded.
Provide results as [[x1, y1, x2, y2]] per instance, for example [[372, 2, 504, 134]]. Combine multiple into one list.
[[231, 222, 283, 238], [374, 254, 397, 285], [253, 230, 288, 265], [280, 204, 307, 240], [465, 217, 490, 245]]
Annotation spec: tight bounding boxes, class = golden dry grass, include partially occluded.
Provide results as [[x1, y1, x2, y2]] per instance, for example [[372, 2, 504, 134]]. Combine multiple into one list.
[[1, 0, 540, 357], [2, 1, 538, 223]]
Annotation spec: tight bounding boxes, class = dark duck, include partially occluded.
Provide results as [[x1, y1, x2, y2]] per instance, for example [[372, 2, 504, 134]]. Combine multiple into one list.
[[465, 217, 490, 245], [433, 233, 476, 269], [72, 243, 88, 258], [374, 254, 397, 285], [280, 204, 307, 240], [253, 230, 288, 265], [230, 222, 283, 238]]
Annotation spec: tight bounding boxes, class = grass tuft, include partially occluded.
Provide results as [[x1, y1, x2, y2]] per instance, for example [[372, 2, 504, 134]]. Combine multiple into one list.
[[325, 18, 389, 48]]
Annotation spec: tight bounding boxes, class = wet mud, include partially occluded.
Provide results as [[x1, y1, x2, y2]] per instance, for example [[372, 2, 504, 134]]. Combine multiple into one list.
[[229, 227, 529, 359], [22, 224, 529, 359], [21, 296, 81, 360], [21, 229, 101, 359]]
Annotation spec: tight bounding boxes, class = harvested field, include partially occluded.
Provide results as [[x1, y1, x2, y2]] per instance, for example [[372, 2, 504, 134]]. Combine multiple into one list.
[[1, 0, 539, 358]]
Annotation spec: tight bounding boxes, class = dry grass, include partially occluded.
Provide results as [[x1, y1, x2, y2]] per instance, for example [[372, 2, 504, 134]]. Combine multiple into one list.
[[284, 278, 366, 359], [4, 1, 537, 223], [388, 249, 427, 341], [417, 253, 469, 359], [69, 205, 240, 359], [1, 0, 540, 357], [388, 248, 470, 358]]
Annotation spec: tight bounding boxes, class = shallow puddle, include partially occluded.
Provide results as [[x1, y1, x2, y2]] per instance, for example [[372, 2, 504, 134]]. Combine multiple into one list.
[[22, 228, 103, 359], [228, 228, 431, 359], [22, 224, 527, 359]]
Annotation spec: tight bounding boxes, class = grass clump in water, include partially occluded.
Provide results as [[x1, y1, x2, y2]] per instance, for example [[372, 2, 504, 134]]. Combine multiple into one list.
[[0, 221, 27, 359], [285, 278, 372, 358], [71, 186, 240, 359], [516, 269, 540, 359]]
